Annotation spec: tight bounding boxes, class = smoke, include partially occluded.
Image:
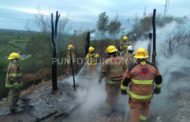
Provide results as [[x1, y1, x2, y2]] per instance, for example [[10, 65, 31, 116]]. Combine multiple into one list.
[[62, 19, 190, 121], [75, 76, 106, 113], [134, 20, 190, 121], [62, 65, 108, 121], [134, 39, 149, 50], [63, 64, 130, 121], [156, 20, 190, 84]]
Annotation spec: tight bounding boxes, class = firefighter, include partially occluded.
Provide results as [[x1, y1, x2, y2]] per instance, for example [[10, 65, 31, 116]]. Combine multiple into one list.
[[120, 48, 162, 122], [66, 44, 76, 76], [119, 35, 129, 56], [99, 45, 127, 110], [86, 46, 99, 78], [5, 52, 22, 113], [124, 45, 135, 68]]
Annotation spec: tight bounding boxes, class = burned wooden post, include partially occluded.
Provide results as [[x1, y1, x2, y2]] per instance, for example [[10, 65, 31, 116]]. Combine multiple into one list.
[[55, 11, 60, 41], [34, 111, 58, 122], [51, 11, 60, 93], [148, 32, 152, 61], [70, 49, 76, 91], [85, 32, 90, 56], [152, 9, 156, 65]]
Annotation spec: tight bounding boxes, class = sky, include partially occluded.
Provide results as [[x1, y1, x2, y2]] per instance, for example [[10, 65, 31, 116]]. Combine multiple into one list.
[[0, 0, 189, 31]]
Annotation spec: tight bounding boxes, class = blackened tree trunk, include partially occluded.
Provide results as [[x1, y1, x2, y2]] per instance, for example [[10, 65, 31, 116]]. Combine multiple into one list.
[[51, 11, 60, 93], [69, 50, 76, 91], [152, 9, 156, 65], [85, 32, 90, 56]]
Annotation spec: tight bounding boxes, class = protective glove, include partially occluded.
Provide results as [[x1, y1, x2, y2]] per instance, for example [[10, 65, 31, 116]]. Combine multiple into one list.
[[121, 90, 127, 95], [154, 88, 161, 94]]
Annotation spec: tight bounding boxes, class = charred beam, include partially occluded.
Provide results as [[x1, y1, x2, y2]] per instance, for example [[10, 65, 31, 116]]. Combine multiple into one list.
[[152, 9, 156, 65], [35, 111, 58, 122], [51, 11, 60, 92], [85, 32, 90, 56]]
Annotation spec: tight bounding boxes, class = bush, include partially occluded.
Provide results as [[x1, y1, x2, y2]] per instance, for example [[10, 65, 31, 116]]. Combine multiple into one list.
[[24, 33, 52, 73]]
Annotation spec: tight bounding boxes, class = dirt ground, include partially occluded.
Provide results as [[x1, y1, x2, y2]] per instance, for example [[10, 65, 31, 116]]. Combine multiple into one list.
[[1, 73, 190, 122]]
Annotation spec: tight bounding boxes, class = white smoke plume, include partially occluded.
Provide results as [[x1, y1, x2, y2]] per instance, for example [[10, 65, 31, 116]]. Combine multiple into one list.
[[75, 75, 106, 113], [134, 19, 190, 121], [62, 19, 190, 122]]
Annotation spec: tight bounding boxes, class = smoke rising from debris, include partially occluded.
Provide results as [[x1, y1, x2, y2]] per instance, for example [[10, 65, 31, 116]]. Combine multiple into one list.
[[133, 20, 190, 121], [63, 19, 190, 121]]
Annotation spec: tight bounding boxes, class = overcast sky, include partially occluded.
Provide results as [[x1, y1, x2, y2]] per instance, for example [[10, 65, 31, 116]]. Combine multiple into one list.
[[0, 0, 189, 31]]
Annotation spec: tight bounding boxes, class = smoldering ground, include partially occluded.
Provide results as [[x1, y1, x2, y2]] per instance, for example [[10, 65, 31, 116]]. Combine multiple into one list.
[[133, 20, 190, 121], [61, 19, 190, 122], [62, 64, 130, 122]]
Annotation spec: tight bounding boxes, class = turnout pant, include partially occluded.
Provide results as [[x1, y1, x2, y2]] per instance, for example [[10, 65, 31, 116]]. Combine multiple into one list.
[[129, 99, 151, 122], [105, 83, 120, 108], [87, 64, 96, 79], [8, 88, 20, 111]]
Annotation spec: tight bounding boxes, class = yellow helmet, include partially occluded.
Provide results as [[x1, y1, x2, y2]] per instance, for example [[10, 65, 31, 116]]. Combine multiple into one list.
[[67, 44, 74, 50], [89, 46, 95, 53], [122, 36, 128, 42], [8, 52, 20, 60], [106, 45, 118, 53], [134, 48, 149, 59]]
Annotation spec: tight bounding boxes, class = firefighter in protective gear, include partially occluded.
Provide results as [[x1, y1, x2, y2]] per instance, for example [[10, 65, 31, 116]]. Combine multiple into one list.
[[122, 36, 128, 42], [124, 45, 135, 68], [66, 44, 76, 76], [120, 48, 162, 122], [120, 35, 129, 55], [99, 45, 127, 109], [6, 52, 22, 113], [86, 46, 99, 78]]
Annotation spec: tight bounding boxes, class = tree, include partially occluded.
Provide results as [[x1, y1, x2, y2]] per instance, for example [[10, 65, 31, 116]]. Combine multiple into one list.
[[34, 9, 50, 33], [97, 12, 109, 36], [108, 15, 121, 37], [162, 32, 190, 58], [24, 7, 69, 34], [57, 16, 69, 35]]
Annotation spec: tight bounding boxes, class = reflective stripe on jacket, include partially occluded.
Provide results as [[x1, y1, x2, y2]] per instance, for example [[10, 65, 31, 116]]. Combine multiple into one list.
[[122, 61, 161, 101], [106, 80, 122, 85]]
